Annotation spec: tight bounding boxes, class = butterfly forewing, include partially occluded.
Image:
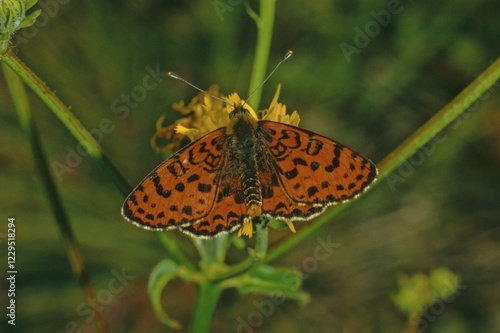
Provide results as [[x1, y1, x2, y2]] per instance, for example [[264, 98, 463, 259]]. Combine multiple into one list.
[[259, 121, 377, 220], [122, 128, 226, 230]]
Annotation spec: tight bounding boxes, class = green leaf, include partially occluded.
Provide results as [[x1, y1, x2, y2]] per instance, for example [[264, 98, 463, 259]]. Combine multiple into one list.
[[26, 0, 38, 10], [147, 259, 184, 329], [226, 265, 310, 306], [18, 9, 40, 28]]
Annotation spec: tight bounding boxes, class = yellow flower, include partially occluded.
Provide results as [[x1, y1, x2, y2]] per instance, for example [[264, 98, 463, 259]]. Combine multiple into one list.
[[151, 84, 300, 153], [260, 84, 300, 126]]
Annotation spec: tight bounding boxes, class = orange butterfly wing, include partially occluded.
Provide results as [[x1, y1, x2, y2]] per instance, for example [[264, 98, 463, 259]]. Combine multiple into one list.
[[180, 173, 248, 237], [258, 121, 377, 221], [122, 128, 227, 230]]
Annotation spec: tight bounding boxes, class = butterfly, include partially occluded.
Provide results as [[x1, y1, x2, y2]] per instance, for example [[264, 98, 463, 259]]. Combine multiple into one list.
[[121, 101, 377, 238]]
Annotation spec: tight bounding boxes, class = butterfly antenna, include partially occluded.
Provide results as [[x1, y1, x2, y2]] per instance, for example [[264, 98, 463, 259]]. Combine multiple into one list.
[[168, 50, 292, 109], [246, 50, 293, 104], [167, 71, 230, 105]]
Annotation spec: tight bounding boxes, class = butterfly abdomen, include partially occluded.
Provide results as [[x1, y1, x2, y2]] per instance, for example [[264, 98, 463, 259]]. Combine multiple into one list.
[[226, 111, 263, 217]]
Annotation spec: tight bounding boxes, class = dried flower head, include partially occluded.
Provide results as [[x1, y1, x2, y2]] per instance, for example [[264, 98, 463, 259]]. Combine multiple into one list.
[[151, 84, 300, 153]]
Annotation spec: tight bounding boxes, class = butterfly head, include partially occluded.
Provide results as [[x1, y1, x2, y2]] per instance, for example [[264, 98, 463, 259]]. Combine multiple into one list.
[[229, 104, 251, 119]]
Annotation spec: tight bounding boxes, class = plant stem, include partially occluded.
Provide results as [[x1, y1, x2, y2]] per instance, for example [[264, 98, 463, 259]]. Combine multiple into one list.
[[2, 63, 108, 333], [188, 282, 223, 333], [212, 257, 256, 282], [256, 57, 500, 267], [158, 233, 197, 272], [247, 0, 277, 110], [187, 2, 279, 330], [376, 57, 500, 179], [254, 222, 269, 258], [193, 237, 225, 267], [0, 49, 131, 196]]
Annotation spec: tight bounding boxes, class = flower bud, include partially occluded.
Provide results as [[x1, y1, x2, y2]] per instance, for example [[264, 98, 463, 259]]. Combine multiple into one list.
[[0, 0, 41, 53]]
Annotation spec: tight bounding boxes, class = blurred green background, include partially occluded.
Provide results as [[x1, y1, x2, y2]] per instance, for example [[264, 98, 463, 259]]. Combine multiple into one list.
[[1, 0, 499, 332]]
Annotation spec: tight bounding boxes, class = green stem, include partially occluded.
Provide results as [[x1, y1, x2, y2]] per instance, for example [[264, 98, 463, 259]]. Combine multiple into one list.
[[208, 224, 269, 283], [376, 58, 500, 179], [158, 233, 197, 272], [256, 57, 500, 267], [193, 237, 226, 266], [2, 63, 108, 333], [253, 222, 269, 258], [212, 257, 256, 282], [247, 0, 277, 110], [188, 282, 223, 333], [0, 49, 130, 196]]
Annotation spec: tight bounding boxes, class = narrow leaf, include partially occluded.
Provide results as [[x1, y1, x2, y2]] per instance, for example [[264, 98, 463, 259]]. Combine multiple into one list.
[[148, 259, 184, 329]]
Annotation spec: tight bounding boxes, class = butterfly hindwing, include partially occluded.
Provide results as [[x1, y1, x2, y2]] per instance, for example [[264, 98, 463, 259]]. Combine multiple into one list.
[[257, 166, 327, 221], [180, 174, 248, 237], [122, 128, 226, 230]]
